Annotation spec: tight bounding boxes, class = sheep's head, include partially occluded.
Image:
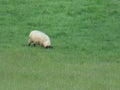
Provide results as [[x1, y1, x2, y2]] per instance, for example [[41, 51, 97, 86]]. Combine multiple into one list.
[[45, 46, 53, 49]]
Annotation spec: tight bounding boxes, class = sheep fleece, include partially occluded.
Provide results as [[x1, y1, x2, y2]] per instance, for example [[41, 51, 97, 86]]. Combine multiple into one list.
[[28, 30, 51, 47]]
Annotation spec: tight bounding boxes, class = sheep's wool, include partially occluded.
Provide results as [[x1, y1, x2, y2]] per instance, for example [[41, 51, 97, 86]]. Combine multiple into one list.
[[28, 30, 51, 47]]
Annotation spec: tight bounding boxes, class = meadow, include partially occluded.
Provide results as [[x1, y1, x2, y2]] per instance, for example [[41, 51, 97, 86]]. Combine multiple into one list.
[[0, 0, 120, 90]]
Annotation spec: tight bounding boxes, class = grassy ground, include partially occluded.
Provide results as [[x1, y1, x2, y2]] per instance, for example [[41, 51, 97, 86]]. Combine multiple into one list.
[[0, 0, 120, 90]]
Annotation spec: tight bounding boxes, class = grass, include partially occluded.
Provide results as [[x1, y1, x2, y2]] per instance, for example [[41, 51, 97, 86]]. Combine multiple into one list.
[[0, 0, 120, 90]]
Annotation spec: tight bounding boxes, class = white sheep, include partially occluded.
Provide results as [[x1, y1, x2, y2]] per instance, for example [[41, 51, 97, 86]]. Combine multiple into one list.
[[28, 30, 53, 48]]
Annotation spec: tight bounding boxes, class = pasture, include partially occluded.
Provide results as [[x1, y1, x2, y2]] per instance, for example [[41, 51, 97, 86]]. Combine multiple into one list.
[[0, 0, 120, 90]]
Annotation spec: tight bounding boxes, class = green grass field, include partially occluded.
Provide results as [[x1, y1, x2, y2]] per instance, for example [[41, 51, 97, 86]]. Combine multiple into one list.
[[0, 0, 120, 90]]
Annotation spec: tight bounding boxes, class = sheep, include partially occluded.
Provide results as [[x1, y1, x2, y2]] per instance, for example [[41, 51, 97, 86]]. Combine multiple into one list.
[[28, 30, 53, 48]]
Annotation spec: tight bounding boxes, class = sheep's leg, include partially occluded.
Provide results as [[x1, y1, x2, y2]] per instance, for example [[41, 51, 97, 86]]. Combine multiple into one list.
[[33, 43, 36, 47], [28, 42, 31, 46], [28, 39, 32, 46]]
